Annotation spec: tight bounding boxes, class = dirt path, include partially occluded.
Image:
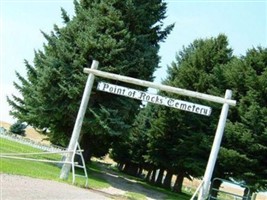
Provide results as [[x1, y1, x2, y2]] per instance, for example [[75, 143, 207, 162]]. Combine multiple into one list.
[[97, 164, 167, 200], [0, 165, 167, 200], [0, 174, 110, 200]]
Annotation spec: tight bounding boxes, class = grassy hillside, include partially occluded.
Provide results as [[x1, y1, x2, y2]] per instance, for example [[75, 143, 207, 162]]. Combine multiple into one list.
[[0, 121, 50, 144], [1, 138, 59, 177], [0, 137, 109, 188]]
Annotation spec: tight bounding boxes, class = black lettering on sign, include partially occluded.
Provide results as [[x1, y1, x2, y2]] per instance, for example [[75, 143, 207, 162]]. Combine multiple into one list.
[[97, 82, 212, 116]]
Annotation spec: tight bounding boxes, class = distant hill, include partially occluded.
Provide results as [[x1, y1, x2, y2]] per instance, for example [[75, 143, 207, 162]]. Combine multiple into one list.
[[0, 121, 11, 129], [0, 121, 50, 145]]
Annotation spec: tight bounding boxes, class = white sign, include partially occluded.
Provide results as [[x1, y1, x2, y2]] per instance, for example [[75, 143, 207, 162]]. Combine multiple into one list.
[[97, 82, 212, 116]]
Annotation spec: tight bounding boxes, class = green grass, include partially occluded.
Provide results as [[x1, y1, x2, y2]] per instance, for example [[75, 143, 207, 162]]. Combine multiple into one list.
[[133, 180, 191, 200], [0, 137, 110, 188], [125, 192, 147, 200], [0, 138, 61, 179], [0, 137, 191, 199]]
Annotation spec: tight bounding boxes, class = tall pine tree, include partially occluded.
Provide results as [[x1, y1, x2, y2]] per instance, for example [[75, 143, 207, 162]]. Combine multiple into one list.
[[215, 47, 267, 194], [8, 0, 173, 160], [143, 34, 233, 191]]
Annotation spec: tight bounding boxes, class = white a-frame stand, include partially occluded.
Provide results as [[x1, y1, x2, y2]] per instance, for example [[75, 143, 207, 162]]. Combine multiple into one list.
[[71, 142, 88, 187], [60, 60, 236, 200]]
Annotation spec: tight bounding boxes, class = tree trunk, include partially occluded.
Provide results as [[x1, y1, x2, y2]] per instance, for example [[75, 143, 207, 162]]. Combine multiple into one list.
[[80, 144, 92, 163], [80, 134, 92, 163], [243, 188, 251, 200], [163, 170, 173, 189], [209, 179, 222, 199], [145, 169, 152, 181], [251, 193, 257, 200], [155, 168, 164, 186], [151, 168, 157, 183], [173, 172, 185, 193], [123, 162, 139, 176], [137, 166, 143, 177], [117, 162, 124, 171]]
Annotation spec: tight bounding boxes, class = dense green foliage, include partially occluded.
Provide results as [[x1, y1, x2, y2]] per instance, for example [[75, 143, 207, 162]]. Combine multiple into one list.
[[111, 35, 267, 195], [8, 0, 173, 160], [217, 47, 267, 192], [111, 34, 233, 190]]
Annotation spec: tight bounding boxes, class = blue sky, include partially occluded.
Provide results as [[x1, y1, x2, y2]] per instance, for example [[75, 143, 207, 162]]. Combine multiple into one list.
[[1, 0, 266, 124]]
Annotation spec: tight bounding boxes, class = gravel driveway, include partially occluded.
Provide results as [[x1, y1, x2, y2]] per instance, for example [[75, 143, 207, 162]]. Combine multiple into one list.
[[0, 174, 110, 200]]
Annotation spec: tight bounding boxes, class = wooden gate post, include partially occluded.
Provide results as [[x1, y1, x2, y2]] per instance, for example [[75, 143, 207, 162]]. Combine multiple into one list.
[[60, 60, 99, 180], [198, 90, 232, 200]]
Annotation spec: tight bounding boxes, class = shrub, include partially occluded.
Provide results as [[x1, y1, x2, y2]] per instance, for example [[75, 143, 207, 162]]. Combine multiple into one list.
[[9, 121, 27, 136]]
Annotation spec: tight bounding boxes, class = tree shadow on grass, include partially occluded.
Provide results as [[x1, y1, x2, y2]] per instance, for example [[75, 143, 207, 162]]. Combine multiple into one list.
[[93, 162, 168, 200]]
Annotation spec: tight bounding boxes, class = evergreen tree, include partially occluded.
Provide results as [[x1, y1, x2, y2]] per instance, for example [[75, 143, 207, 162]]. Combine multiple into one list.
[[110, 103, 161, 178], [9, 121, 27, 136], [162, 37, 267, 194], [164, 40, 267, 195], [110, 35, 267, 195], [144, 34, 234, 191], [215, 47, 267, 193], [8, 0, 173, 161], [112, 34, 234, 191]]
